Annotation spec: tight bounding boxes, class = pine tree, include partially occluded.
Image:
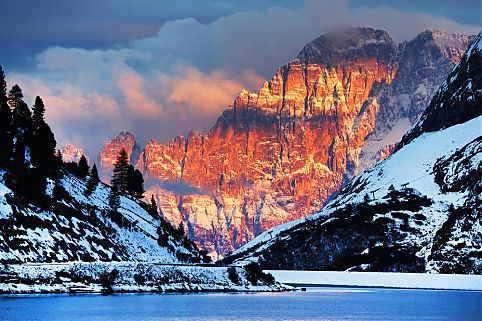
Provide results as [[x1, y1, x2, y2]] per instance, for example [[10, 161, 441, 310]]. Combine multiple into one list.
[[126, 164, 135, 194], [32, 96, 46, 125], [111, 148, 129, 192], [150, 194, 158, 214], [85, 163, 100, 196], [77, 155, 89, 178], [0, 66, 12, 164], [12, 138, 26, 169], [178, 221, 185, 237], [9, 85, 31, 120], [108, 188, 121, 211], [132, 169, 145, 199], [54, 149, 63, 166], [30, 122, 56, 171]]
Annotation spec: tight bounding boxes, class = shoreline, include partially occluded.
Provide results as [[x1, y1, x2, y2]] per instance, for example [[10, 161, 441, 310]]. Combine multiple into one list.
[[0, 261, 289, 294]]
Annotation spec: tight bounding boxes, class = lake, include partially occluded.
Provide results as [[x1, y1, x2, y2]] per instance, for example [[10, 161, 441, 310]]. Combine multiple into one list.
[[0, 287, 480, 320]]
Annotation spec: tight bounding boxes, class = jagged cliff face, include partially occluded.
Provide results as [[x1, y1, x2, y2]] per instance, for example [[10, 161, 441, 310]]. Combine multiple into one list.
[[61, 144, 88, 164], [223, 33, 482, 274], [98, 131, 142, 181], [99, 28, 473, 257]]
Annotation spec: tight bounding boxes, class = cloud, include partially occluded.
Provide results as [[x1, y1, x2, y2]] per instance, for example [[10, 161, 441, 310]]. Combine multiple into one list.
[[162, 66, 263, 116], [6, 0, 479, 159]]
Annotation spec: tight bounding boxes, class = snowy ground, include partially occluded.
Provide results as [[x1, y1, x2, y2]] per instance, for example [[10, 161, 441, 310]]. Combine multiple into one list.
[[267, 271, 482, 291], [0, 262, 289, 294]]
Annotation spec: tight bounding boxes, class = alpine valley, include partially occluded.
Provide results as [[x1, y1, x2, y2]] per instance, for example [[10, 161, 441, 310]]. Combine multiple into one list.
[[97, 28, 476, 258]]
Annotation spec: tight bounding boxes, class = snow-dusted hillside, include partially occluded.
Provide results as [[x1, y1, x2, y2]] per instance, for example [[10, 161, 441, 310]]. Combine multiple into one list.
[[222, 33, 482, 274], [0, 262, 288, 294], [0, 173, 208, 264]]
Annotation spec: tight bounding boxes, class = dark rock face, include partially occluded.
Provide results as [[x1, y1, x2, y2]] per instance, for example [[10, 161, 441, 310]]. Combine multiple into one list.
[[397, 32, 481, 149], [298, 27, 396, 65], [99, 28, 474, 257]]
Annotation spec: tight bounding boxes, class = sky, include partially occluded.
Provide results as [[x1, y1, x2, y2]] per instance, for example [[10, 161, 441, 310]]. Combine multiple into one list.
[[0, 0, 479, 158]]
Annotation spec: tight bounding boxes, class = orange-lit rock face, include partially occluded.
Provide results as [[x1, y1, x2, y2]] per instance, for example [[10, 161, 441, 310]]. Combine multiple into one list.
[[98, 28, 473, 257], [61, 144, 88, 164], [98, 131, 141, 181]]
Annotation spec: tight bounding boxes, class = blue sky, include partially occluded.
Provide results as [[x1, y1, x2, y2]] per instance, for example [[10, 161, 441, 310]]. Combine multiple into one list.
[[0, 0, 479, 157]]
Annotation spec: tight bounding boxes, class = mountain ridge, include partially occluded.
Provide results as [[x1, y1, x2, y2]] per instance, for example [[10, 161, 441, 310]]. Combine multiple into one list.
[[221, 33, 482, 273], [97, 27, 475, 257]]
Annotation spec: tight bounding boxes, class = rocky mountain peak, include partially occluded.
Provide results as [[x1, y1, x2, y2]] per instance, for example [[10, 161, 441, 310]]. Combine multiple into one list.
[[405, 29, 475, 64], [98, 131, 142, 180], [297, 27, 396, 65], [61, 144, 88, 164], [96, 28, 474, 257], [397, 32, 482, 149]]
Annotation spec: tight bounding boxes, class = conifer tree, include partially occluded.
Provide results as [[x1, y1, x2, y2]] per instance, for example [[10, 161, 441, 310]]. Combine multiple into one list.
[[0, 66, 12, 164], [77, 155, 89, 178], [150, 194, 158, 214], [32, 96, 45, 125], [132, 169, 145, 199], [111, 148, 129, 192], [9, 85, 31, 120], [178, 221, 185, 237], [108, 188, 121, 211], [126, 164, 135, 194], [30, 122, 56, 171], [85, 163, 100, 196], [12, 138, 26, 169], [54, 149, 63, 166]]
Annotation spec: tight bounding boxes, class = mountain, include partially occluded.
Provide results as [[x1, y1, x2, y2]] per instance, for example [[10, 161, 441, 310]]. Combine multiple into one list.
[[61, 144, 88, 164], [222, 33, 482, 274], [98, 131, 142, 181], [98, 28, 474, 257]]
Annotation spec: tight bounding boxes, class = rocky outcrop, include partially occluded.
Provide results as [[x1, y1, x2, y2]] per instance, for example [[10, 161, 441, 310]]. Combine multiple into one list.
[[98, 131, 142, 181], [397, 31, 481, 148], [99, 28, 474, 257], [61, 144, 88, 164]]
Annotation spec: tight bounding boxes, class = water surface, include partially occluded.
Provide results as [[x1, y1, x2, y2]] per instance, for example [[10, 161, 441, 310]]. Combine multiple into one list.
[[0, 287, 480, 320]]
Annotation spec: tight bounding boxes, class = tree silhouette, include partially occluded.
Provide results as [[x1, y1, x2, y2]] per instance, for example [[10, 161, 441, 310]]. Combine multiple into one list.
[[111, 148, 129, 192], [30, 122, 56, 171], [178, 221, 185, 237], [32, 96, 46, 125], [0, 66, 12, 164], [150, 194, 158, 214], [85, 163, 100, 196], [77, 155, 89, 178], [132, 169, 145, 199], [9, 85, 31, 120]]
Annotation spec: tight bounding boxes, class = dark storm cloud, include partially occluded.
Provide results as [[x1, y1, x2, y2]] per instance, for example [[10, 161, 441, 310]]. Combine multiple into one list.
[[3, 0, 479, 159], [0, 0, 305, 71]]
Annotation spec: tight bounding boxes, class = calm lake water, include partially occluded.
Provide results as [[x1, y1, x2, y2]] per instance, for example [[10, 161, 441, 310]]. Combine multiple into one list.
[[0, 287, 480, 321]]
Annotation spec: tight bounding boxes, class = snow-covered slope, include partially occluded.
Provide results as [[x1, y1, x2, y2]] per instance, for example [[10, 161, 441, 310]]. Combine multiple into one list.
[[222, 33, 482, 274], [0, 173, 207, 264]]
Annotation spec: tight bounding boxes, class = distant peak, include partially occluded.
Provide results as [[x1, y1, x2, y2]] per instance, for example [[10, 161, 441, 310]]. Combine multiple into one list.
[[412, 29, 474, 46], [117, 130, 135, 138], [297, 27, 395, 65], [61, 144, 88, 164]]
